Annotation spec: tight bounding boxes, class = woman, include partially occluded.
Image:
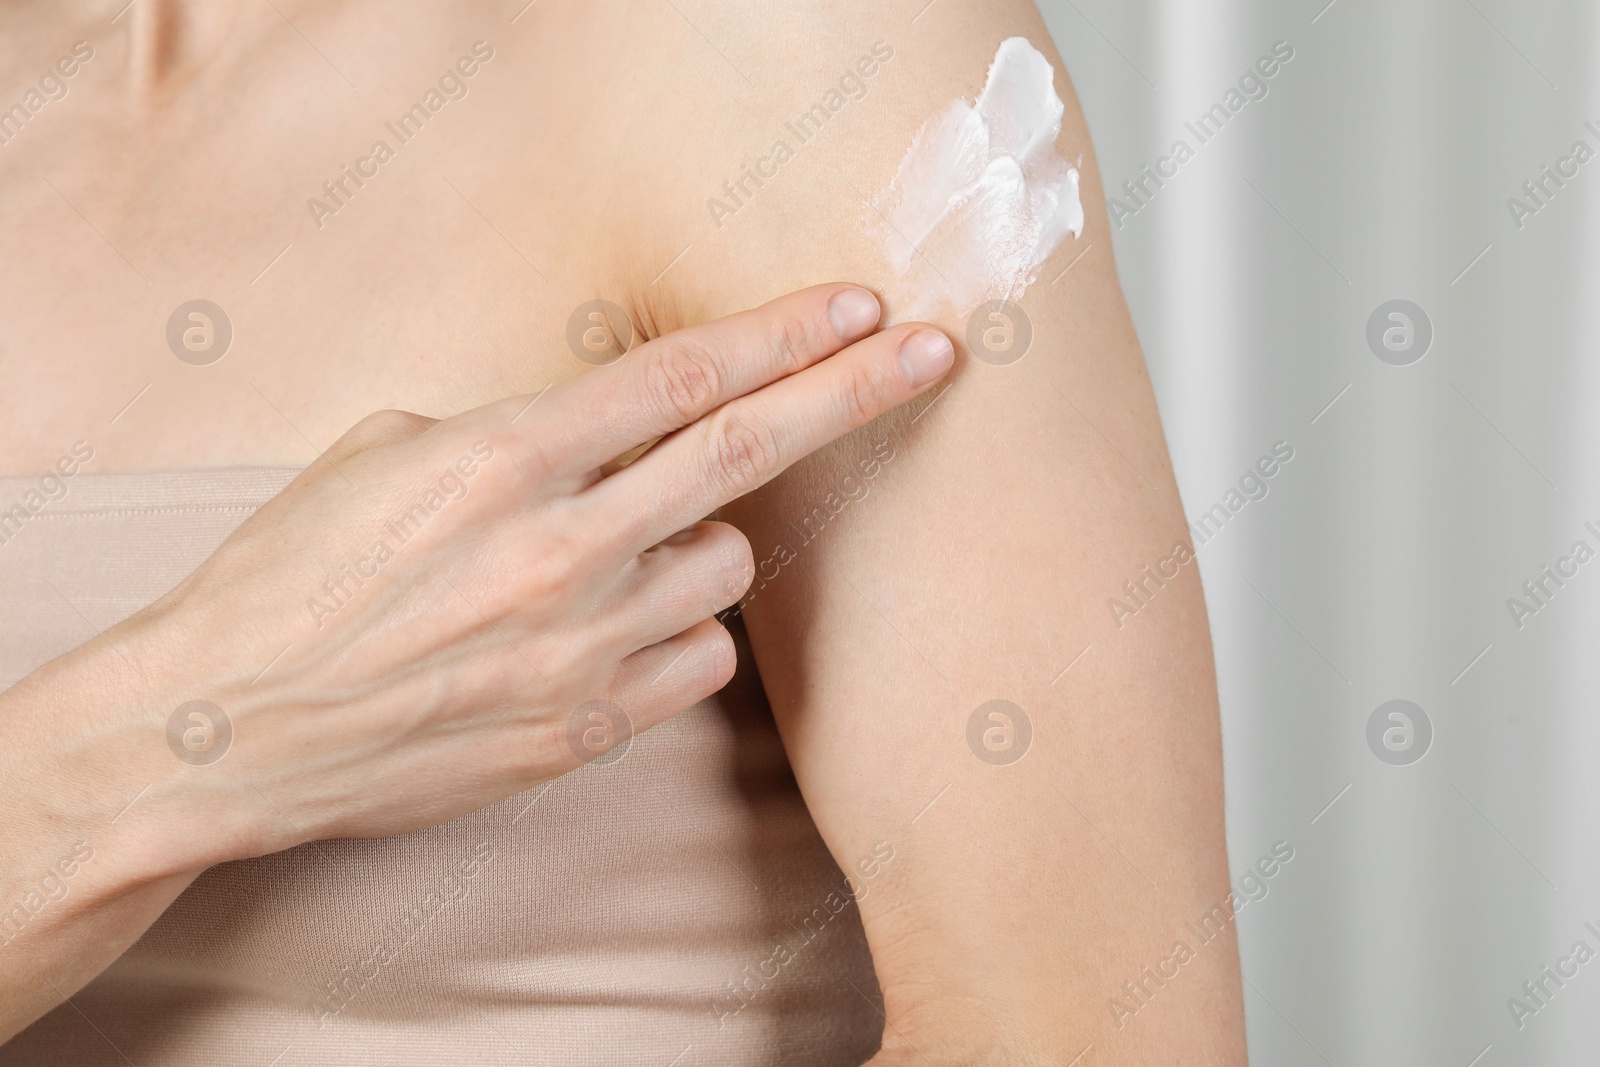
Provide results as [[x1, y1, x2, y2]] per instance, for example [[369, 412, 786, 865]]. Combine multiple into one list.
[[0, 1, 1247, 1063]]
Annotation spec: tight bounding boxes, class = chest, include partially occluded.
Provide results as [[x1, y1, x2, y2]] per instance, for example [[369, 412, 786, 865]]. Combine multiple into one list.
[[0, 12, 639, 474]]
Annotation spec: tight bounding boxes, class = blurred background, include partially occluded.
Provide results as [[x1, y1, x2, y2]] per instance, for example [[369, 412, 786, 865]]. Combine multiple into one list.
[[1040, 0, 1598, 1062]]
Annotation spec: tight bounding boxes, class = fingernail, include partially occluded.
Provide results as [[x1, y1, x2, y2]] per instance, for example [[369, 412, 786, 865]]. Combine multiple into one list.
[[829, 288, 881, 342], [898, 329, 955, 388]]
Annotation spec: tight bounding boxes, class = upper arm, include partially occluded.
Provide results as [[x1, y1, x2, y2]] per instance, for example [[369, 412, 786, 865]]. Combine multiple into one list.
[[593, 2, 1245, 1060]]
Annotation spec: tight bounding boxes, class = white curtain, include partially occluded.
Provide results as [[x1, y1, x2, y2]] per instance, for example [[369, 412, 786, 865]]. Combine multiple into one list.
[[1043, 0, 1600, 1061]]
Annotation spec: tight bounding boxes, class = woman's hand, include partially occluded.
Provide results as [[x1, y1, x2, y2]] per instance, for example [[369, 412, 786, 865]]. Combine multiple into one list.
[[7, 283, 954, 887], [0, 283, 952, 1042], [150, 284, 954, 863]]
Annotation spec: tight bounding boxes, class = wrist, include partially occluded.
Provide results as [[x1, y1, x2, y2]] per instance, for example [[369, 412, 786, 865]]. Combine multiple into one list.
[[0, 610, 243, 894]]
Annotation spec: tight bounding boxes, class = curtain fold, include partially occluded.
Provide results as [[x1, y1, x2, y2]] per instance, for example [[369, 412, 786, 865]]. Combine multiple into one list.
[[1043, 0, 1600, 1061]]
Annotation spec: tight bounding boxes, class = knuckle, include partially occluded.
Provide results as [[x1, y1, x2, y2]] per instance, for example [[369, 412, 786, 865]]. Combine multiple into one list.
[[529, 637, 588, 690], [761, 307, 818, 377], [643, 338, 723, 425], [704, 414, 781, 493], [472, 578, 521, 623], [709, 526, 755, 601], [692, 625, 738, 693], [481, 427, 553, 487], [360, 408, 431, 435], [513, 536, 585, 605], [508, 720, 572, 780], [836, 363, 885, 427], [337, 408, 432, 453]]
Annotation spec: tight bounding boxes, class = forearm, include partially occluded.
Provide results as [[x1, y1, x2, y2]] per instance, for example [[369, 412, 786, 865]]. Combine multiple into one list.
[[0, 619, 213, 1042]]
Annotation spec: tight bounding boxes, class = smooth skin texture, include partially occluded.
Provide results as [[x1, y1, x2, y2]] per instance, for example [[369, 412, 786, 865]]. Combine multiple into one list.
[[0, 0, 1247, 1062], [0, 286, 955, 1040]]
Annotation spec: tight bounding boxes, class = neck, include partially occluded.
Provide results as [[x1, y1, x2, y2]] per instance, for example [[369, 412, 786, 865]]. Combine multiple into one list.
[[124, 0, 268, 96]]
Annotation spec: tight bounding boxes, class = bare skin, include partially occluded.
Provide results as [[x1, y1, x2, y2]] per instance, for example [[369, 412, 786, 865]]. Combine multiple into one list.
[[1, 0, 1247, 1063]]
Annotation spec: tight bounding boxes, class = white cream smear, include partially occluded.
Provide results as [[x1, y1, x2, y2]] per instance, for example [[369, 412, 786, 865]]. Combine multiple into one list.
[[874, 37, 1084, 322]]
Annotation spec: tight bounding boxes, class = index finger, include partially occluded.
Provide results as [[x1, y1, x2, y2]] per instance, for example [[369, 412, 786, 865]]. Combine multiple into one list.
[[468, 284, 885, 475], [583, 321, 955, 559]]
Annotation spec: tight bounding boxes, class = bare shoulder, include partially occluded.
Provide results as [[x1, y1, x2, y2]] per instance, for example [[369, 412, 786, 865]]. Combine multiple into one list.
[[568, 0, 1165, 516], [553, 1, 1107, 336]]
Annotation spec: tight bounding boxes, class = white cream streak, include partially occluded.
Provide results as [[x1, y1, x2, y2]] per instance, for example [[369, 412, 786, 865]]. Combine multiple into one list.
[[873, 37, 1084, 322]]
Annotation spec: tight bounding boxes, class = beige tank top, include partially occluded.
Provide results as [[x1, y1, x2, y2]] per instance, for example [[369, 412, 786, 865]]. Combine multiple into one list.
[[0, 468, 880, 1066]]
